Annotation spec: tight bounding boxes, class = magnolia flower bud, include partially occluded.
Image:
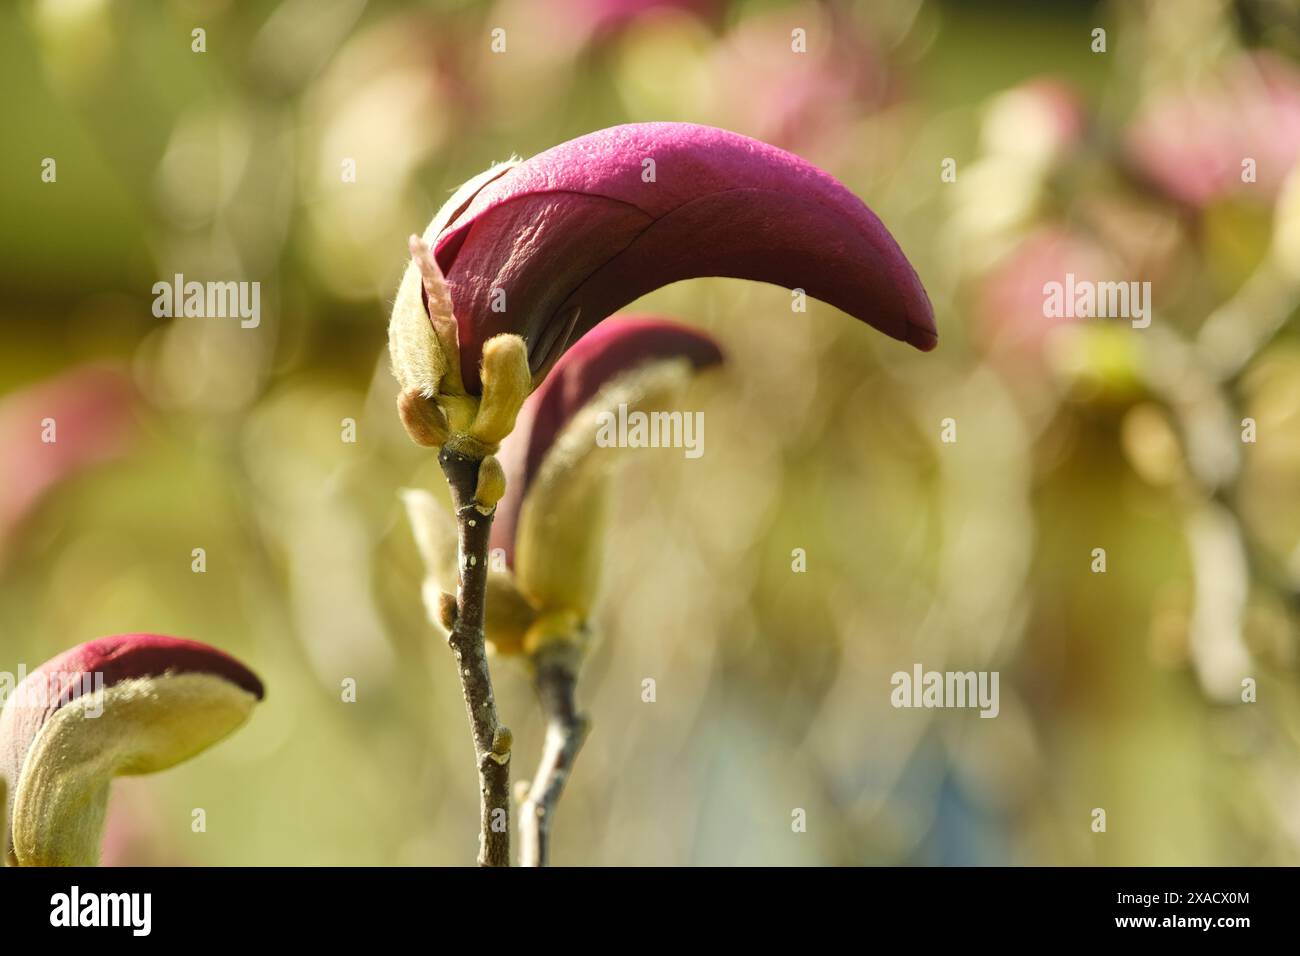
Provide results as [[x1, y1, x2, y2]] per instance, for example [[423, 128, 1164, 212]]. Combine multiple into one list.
[[468, 336, 533, 450], [500, 319, 724, 620], [474, 455, 507, 510], [436, 589, 459, 631], [396, 387, 451, 447], [1, 635, 263, 866], [390, 122, 934, 451]]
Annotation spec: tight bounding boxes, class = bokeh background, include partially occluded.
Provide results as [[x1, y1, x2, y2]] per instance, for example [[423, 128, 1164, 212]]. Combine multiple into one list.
[[3, 0, 1300, 866]]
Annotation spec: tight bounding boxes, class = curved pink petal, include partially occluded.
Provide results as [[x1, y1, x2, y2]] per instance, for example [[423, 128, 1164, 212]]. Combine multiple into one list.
[[21, 634, 264, 707], [430, 122, 934, 392], [491, 316, 723, 564]]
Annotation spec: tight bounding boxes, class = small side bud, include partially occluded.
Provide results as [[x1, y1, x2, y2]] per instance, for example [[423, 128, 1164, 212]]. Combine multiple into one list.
[[475, 455, 506, 509], [488, 725, 513, 764], [492, 726, 513, 755], [397, 388, 450, 447], [470, 334, 531, 447], [437, 590, 458, 631]]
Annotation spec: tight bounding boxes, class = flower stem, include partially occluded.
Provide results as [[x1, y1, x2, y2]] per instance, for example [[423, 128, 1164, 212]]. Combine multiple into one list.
[[519, 640, 589, 867], [438, 447, 512, 867]]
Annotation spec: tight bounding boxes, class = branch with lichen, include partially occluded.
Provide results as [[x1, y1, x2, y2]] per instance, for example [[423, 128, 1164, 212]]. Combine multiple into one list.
[[391, 235, 531, 866], [438, 448, 513, 866]]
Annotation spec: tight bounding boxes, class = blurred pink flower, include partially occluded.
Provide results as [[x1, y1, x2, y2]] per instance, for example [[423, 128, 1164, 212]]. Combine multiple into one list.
[[560, 0, 722, 40], [99, 781, 171, 867], [710, 5, 896, 162], [978, 227, 1114, 356], [1126, 53, 1300, 208], [424, 122, 935, 393], [0, 365, 137, 556]]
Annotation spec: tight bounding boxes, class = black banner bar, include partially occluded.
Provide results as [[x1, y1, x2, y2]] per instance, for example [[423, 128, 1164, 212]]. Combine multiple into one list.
[[0, 866, 1278, 941]]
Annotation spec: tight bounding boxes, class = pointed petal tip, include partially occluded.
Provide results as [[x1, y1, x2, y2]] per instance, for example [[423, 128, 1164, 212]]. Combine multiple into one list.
[[906, 322, 939, 352]]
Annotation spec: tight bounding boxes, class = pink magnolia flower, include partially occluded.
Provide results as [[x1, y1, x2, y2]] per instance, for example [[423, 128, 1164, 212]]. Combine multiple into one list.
[[394, 122, 934, 402], [1126, 53, 1300, 208], [1, 634, 264, 866]]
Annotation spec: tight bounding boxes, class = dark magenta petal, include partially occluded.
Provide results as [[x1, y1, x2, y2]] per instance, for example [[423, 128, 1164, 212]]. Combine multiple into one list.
[[432, 122, 934, 392], [23, 634, 265, 716], [491, 316, 723, 564]]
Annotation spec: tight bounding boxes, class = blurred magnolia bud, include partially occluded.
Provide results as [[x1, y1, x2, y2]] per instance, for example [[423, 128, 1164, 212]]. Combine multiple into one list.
[[498, 318, 724, 620], [402, 487, 538, 655], [1271, 161, 1300, 281], [402, 317, 724, 658]]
